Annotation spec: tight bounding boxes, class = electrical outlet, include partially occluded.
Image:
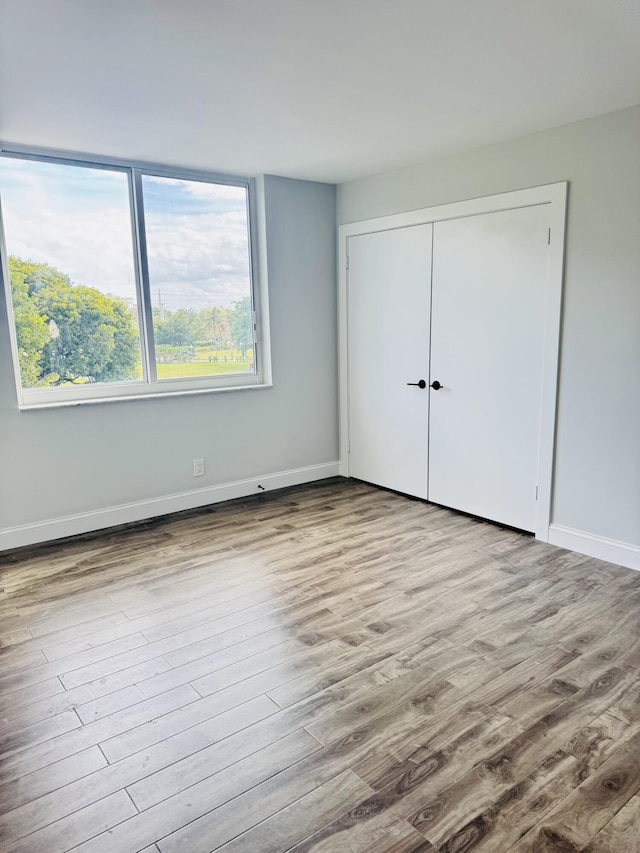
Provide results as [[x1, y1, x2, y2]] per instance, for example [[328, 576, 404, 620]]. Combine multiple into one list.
[[193, 458, 205, 477]]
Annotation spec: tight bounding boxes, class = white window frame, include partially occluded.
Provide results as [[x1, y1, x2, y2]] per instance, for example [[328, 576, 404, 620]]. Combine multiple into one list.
[[0, 143, 271, 409]]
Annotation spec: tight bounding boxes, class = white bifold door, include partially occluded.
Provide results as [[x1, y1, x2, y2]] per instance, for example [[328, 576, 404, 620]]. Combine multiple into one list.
[[347, 204, 551, 532]]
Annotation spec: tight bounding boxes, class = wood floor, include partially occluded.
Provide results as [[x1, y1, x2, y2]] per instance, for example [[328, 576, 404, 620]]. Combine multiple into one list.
[[1, 479, 640, 853]]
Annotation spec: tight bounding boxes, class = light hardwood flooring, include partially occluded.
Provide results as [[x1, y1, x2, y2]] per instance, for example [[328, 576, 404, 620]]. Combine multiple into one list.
[[1, 478, 640, 852]]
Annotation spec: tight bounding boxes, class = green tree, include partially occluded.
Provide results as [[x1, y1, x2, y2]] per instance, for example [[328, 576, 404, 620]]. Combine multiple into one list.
[[9, 255, 72, 295], [6, 258, 52, 386], [230, 297, 253, 354], [34, 282, 139, 384], [154, 308, 201, 347], [7, 256, 139, 386]]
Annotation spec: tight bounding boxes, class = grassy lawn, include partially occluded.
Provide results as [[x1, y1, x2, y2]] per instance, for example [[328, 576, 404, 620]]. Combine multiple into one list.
[[156, 360, 251, 379]]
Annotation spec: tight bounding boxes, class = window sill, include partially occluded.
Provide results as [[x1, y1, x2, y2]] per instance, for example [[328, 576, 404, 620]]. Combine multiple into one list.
[[18, 382, 274, 410]]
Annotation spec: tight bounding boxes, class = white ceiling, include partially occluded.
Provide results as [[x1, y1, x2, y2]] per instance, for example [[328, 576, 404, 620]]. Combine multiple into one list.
[[1, 0, 639, 183]]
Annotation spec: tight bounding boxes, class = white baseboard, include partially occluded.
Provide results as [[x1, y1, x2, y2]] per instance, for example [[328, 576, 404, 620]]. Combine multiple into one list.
[[548, 524, 640, 572], [0, 462, 340, 552]]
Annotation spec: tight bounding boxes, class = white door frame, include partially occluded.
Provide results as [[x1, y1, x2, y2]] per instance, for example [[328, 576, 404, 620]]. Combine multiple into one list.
[[338, 182, 568, 542]]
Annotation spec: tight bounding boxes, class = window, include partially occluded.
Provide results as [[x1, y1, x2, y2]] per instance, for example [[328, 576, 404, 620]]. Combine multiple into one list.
[[0, 148, 264, 408]]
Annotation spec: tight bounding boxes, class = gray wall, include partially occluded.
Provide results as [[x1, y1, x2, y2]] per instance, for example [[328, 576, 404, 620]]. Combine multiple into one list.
[[338, 105, 640, 546], [0, 175, 338, 532]]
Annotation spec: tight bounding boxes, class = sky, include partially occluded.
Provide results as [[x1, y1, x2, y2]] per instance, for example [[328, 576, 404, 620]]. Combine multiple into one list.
[[0, 156, 252, 311]]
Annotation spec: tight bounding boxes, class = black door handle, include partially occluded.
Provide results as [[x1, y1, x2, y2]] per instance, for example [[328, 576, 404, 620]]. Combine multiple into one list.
[[407, 379, 427, 389], [430, 380, 443, 390]]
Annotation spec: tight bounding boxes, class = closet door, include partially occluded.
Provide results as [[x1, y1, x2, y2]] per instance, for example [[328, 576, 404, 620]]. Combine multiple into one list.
[[347, 224, 432, 499], [428, 205, 551, 531]]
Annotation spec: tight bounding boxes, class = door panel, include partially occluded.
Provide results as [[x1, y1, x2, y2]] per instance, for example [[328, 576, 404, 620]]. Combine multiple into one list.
[[348, 225, 432, 499], [428, 205, 550, 531]]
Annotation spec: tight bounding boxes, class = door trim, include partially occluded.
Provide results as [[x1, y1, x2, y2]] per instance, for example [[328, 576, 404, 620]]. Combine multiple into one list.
[[338, 182, 568, 542]]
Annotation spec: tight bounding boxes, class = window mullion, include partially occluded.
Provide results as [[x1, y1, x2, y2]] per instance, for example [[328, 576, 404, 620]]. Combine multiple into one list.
[[246, 180, 260, 372], [131, 168, 157, 383]]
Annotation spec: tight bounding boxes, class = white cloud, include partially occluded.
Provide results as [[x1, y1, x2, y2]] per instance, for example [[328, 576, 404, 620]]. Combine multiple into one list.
[[144, 175, 247, 204], [144, 208, 251, 310]]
